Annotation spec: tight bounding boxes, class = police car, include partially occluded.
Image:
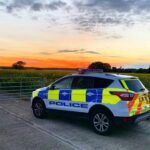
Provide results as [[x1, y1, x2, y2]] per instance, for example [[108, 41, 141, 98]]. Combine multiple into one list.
[[31, 69, 150, 135]]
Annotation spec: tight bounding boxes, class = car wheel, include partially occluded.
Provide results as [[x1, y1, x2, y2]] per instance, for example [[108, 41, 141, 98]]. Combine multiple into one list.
[[90, 110, 114, 135], [32, 99, 46, 119]]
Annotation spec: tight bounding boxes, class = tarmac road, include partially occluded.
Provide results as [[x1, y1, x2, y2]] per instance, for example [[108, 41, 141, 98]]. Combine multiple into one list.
[[0, 99, 150, 150]]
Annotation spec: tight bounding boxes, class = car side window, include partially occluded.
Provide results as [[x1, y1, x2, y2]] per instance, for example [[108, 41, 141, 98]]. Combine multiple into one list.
[[94, 77, 113, 88], [53, 77, 73, 89], [72, 77, 94, 89]]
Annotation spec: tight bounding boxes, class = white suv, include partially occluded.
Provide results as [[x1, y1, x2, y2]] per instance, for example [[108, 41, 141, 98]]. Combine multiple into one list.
[[31, 69, 150, 135]]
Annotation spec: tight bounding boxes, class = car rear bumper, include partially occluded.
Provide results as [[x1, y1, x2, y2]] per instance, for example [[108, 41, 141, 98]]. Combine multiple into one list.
[[115, 110, 150, 124], [134, 111, 150, 123]]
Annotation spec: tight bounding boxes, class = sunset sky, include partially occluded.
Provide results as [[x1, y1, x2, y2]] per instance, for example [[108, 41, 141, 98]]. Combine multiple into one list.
[[0, 0, 150, 68]]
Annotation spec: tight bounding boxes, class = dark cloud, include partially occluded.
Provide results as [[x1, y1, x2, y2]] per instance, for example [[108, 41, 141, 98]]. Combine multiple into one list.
[[74, 0, 150, 13], [31, 1, 67, 11], [76, 0, 134, 12], [40, 49, 86, 55], [73, 0, 150, 31], [31, 3, 43, 11], [58, 49, 100, 54], [0, 2, 5, 6], [82, 51, 100, 54], [5, 0, 37, 12], [58, 49, 82, 53], [58, 49, 85, 53], [136, 0, 150, 12], [1, 0, 67, 13], [1, 0, 150, 35], [6, 6, 13, 13], [45, 1, 66, 10]]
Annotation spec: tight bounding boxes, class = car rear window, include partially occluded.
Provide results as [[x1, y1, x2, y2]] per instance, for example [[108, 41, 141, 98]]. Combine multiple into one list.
[[125, 79, 146, 92]]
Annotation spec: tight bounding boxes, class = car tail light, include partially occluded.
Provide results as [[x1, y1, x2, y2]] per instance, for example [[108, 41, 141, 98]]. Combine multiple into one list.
[[110, 91, 135, 101]]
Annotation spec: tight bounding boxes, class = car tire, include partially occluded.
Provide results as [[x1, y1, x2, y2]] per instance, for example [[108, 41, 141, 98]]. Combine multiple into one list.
[[32, 99, 46, 119], [90, 110, 114, 135]]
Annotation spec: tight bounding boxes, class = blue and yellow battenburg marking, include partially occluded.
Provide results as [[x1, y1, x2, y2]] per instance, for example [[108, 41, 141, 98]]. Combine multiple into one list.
[[33, 88, 103, 103], [48, 89, 103, 103], [59, 89, 71, 101]]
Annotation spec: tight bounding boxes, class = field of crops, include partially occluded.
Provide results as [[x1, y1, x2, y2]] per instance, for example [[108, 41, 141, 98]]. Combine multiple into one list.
[[0, 69, 150, 90], [0, 69, 74, 84]]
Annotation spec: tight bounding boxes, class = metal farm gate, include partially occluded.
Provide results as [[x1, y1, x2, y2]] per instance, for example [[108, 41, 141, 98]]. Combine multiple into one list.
[[0, 77, 46, 100]]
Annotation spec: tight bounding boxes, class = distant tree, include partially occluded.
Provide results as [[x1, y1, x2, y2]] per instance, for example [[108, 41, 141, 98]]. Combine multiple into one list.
[[103, 63, 111, 71], [88, 61, 111, 71], [112, 67, 117, 72], [12, 61, 26, 69], [136, 68, 146, 73], [88, 61, 103, 69], [88, 62, 150, 73]]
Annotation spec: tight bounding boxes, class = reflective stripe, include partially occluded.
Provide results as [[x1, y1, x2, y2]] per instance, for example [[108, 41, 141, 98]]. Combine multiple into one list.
[[128, 93, 150, 116], [71, 90, 86, 102], [121, 80, 129, 89], [127, 93, 139, 114], [48, 90, 59, 100], [32, 91, 39, 97], [135, 101, 143, 115], [129, 94, 139, 116]]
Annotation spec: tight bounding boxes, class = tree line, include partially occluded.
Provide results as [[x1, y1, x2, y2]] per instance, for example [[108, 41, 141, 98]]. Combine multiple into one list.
[[5, 60, 150, 73], [88, 61, 150, 73]]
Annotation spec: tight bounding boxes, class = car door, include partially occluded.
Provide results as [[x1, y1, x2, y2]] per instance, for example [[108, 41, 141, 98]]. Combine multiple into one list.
[[71, 76, 106, 104], [71, 76, 98, 103], [47, 77, 73, 109]]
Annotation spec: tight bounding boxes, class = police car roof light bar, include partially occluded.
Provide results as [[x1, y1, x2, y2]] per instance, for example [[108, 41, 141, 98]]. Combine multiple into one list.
[[78, 69, 103, 74]]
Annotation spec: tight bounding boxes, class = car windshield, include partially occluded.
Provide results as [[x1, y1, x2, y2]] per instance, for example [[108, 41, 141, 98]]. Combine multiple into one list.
[[125, 79, 146, 92]]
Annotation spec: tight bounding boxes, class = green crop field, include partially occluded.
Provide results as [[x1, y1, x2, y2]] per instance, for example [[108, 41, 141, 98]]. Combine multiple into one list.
[[0, 69, 75, 84], [0, 69, 150, 90]]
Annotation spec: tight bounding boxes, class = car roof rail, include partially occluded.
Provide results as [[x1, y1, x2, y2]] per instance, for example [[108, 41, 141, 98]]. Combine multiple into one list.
[[78, 68, 103, 74]]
